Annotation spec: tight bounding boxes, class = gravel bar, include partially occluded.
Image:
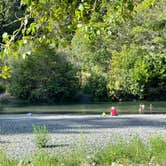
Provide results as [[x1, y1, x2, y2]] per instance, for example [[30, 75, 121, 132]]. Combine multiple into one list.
[[0, 114, 166, 159]]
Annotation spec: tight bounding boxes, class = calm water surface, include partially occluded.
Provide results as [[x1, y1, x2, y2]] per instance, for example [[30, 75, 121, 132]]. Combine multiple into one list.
[[1, 101, 166, 114]]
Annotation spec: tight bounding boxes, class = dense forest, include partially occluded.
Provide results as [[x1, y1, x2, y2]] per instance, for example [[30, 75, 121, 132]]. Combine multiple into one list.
[[0, 0, 165, 103]]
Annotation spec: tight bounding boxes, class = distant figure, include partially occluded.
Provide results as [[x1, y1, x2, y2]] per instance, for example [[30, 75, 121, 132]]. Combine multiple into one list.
[[139, 104, 145, 113], [102, 112, 106, 117], [110, 107, 118, 116]]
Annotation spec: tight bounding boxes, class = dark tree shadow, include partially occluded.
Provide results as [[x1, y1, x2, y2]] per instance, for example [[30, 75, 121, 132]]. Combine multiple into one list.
[[43, 144, 69, 148]]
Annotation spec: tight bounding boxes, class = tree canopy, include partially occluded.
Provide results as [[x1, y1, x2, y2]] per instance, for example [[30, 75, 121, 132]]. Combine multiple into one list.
[[0, 0, 165, 102]]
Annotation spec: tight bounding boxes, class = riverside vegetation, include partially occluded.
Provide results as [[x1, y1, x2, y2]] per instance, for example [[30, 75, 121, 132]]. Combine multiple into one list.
[[32, 124, 50, 148], [0, 1, 165, 165], [0, 0, 165, 103], [0, 136, 166, 166]]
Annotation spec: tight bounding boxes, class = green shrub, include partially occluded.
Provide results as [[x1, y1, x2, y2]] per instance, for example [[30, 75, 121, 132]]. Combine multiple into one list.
[[144, 53, 166, 100], [0, 95, 9, 105], [0, 83, 6, 94], [83, 72, 109, 101], [108, 46, 166, 101], [8, 45, 80, 103], [33, 124, 50, 148]]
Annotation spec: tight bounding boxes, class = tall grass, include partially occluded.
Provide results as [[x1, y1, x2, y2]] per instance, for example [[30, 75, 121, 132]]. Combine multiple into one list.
[[0, 150, 17, 166], [0, 136, 166, 166], [32, 124, 50, 148]]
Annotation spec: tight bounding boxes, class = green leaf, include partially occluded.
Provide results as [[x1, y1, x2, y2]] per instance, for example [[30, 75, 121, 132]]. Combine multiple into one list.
[[28, 0, 32, 6], [21, 0, 31, 6], [78, 4, 84, 11]]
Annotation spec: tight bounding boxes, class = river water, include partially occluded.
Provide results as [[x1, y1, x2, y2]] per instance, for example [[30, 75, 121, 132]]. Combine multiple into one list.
[[1, 101, 166, 114]]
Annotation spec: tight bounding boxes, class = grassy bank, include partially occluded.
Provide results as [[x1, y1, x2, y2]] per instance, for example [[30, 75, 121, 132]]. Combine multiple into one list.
[[0, 136, 166, 166]]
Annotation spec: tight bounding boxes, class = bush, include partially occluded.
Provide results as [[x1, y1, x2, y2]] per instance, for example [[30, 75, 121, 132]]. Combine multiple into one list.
[[0, 95, 9, 105], [0, 82, 6, 94], [108, 46, 166, 100], [144, 53, 166, 100], [8, 45, 80, 103], [83, 72, 109, 101]]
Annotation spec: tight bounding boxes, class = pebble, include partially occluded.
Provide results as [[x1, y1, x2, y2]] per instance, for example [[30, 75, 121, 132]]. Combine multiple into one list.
[[0, 114, 166, 159]]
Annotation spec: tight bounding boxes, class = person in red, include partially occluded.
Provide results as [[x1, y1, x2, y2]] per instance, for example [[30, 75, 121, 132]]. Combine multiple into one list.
[[110, 107, 118, 116]]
